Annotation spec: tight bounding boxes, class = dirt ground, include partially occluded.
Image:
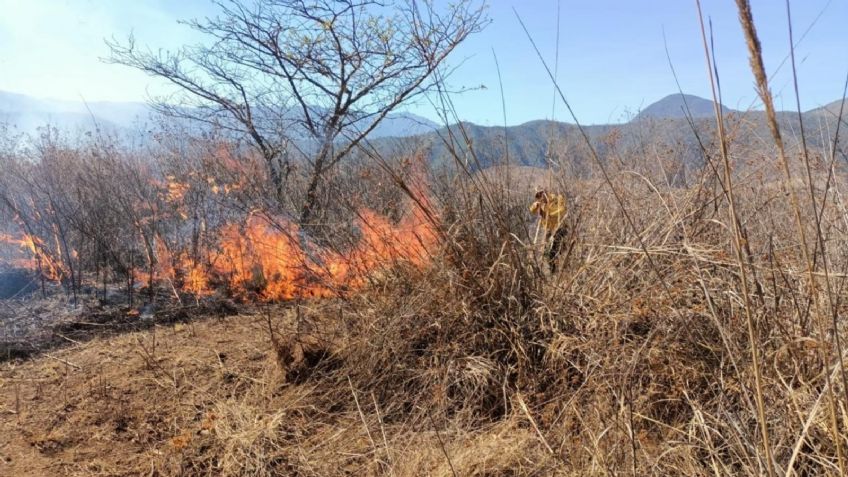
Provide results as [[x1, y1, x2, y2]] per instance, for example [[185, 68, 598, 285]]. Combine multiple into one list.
[[0, 309, 287, 476]]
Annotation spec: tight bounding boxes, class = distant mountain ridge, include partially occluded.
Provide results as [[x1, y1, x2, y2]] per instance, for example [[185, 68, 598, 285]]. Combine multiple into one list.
[[806, 99, 848, 120], [632, 93, 732, 121], [411, 93, 848, 174], [3, 90, 847, 177], [3, 89, 843, 134]]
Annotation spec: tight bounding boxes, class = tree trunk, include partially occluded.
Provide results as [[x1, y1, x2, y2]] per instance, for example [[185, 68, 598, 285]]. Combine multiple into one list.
[[266, 155, 287, 208], [300, 136, 334, 227]]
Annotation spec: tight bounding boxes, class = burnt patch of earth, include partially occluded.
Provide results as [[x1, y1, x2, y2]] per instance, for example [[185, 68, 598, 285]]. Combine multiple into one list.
[[1, 294, 241, 364], [0, 268, 38, 300]]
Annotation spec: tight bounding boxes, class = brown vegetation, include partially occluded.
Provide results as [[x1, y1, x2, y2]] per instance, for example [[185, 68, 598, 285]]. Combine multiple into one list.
[[2, 1, 848, 476], [3, 145, 848, 474]]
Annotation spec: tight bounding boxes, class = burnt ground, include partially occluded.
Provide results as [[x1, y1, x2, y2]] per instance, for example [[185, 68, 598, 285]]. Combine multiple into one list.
[[1, 291, 239, 363], [0, 268, 38, 300]]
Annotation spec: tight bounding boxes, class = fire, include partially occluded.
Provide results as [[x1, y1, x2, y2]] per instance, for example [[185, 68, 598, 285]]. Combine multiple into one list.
[[184, 262, 211, 296], [213, 218, 314, 299], [152, 149, 438, 301], [2, 144, 438, 302], [165, 176, 190, 203], [0, 231, 66, 280], [155, 237, 212, 296], [156, 200, 437, 301]]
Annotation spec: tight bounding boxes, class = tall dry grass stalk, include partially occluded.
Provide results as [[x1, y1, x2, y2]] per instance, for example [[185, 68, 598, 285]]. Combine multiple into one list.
[[696, 1, 774, 475], [734, 0, 845, 474]]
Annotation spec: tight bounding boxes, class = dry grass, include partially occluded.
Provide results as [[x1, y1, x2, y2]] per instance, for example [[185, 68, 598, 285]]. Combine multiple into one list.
[[2, 149, 848, 476], [2, 7, 847, 474]]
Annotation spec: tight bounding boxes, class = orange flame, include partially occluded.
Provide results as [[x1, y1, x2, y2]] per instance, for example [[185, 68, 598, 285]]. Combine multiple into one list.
[[157, 199, 437, 301], [153, 149, 438, 300], [0, 231, 66, 280]]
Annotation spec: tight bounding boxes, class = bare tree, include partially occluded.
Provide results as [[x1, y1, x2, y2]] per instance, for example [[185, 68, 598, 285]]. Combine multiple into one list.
[[107, 0, 488, 226]]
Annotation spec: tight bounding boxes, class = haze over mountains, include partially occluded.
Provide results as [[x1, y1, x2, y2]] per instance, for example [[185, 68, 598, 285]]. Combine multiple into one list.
[[0, 90, 150, 135], [2, 90, 846, 174], [0, 90, 440, 139]]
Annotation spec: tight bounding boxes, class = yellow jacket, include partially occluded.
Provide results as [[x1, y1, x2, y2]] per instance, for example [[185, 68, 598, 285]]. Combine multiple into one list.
[[530, 194, 567, 233]]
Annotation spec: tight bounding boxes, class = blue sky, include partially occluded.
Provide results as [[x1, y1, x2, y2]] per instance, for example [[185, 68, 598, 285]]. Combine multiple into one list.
[[0, 0, 845, 125]]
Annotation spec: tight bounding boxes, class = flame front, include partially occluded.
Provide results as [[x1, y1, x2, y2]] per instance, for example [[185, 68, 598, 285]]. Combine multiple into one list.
[[0, 231, 67, 281], [2, 151, 438, 302], [156, 203, 437, 301]]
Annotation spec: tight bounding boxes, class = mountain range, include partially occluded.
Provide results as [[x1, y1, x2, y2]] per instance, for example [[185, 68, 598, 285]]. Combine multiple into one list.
[[2, 90, 847, 175], [632, 93, 730, 120], [413, 93, 848, 174]]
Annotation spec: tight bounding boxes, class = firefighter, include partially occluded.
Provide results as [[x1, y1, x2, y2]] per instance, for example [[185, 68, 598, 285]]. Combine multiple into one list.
[[529, 188, 568, 273]]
